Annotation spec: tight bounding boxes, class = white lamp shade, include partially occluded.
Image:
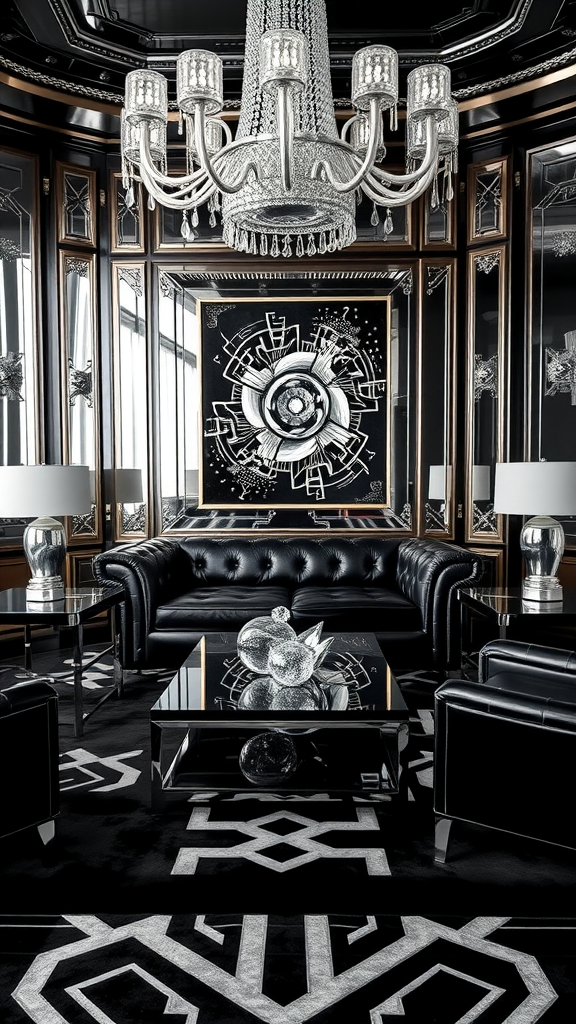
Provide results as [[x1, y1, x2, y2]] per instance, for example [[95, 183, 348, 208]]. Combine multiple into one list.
[[428, 465, 452, 500], [115, 468, 143, 504], [185, 469, 199, 495], [472, 465, 491, 502], [493, 462, 576, 516], [0, 465, 92, 517]]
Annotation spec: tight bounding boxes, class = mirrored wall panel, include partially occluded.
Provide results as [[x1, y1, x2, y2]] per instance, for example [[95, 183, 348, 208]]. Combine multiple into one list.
[[465, 245, 507, 543], [467, 157, 508, 244], [420, 261, 456, 536], [59, 251, 101, 542], [0, 147, 41, 547], [111, 261, 148, 540], [56, 163, 96, 247], [110, 171, 145, 253], [153, 267, 420, 534], [529, 138, 576, 549]]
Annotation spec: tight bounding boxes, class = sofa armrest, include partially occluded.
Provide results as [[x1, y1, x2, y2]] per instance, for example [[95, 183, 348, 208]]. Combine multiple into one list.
[[396, 537, 482, 671], [93, 537, 185, 669]]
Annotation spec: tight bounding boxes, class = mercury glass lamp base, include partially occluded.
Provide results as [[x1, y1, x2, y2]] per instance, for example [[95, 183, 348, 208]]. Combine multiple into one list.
[[520, 515, 565, 604], [521, 576, 563, 603], [26, 577, 65, 603]]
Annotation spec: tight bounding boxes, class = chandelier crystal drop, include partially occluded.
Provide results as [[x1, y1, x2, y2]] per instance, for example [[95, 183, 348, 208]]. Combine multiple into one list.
[[121, 0, 458, 257]]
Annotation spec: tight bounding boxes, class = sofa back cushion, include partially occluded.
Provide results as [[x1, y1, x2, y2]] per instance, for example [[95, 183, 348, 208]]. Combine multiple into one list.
[[178, 536, 401, 589]]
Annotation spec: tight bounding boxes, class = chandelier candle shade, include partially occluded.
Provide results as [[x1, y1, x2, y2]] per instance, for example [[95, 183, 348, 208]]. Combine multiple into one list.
[[121, 0, 458, 257], [493, 461, 576, 602], [0, 465, 92, 602]]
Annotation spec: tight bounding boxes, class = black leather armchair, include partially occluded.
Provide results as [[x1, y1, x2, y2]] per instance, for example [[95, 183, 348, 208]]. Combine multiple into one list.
[[0, 671, 59, 844], [433, 639, 576, 862]]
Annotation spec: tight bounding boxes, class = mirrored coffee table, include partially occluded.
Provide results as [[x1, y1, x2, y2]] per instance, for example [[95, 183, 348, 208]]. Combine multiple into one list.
[[150, 632, 409, 810]]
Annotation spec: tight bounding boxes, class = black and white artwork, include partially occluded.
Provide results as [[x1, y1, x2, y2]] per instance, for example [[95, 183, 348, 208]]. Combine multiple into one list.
[[199, 297, 390, 508]]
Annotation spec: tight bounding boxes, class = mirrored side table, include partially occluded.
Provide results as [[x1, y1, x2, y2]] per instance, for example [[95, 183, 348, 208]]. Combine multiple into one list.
[[0, 585, 125, 737], [458, 586, 576, 677]]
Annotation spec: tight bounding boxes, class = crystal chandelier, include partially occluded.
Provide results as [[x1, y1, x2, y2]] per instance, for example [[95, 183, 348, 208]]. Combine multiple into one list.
[[121, 0, 458, 258]]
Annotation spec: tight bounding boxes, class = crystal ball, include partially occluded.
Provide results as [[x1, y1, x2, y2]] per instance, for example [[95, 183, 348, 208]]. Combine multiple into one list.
[[237, 676, 282, 710], [239, 732, 298, 786], [267, 639, 315, 686], [237, 609, 295, 674], [269, 683, 322, 711]]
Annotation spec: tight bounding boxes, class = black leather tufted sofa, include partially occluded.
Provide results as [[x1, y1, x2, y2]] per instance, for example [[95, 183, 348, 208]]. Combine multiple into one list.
[[93, 534, 482, 675]]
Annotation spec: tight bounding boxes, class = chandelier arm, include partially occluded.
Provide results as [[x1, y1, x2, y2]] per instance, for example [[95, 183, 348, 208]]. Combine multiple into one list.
[[194, 101, 260, 194], [311, 97, 383, 193], [138, 156, 217, 209], [361, 159, 438, 207], [339, 113, 361, 144], [370, 115, 440, 185], [138, 130, 206, 189]]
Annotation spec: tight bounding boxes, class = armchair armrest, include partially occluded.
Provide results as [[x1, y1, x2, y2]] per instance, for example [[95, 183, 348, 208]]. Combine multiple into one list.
[[93, 537, 186, 669], [479, 638, 576, 686]]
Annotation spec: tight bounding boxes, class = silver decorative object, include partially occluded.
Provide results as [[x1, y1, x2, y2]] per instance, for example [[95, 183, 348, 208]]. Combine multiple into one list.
[[238, 732, 298, 785], [237, 608, 333, 684], [120, 0, 457, 257], [237, 605, 295, 674]]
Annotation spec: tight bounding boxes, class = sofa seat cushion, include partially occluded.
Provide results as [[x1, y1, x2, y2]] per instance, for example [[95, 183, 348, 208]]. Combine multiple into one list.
[[290, 586, 422, 633], [154, 586, 292, 630]]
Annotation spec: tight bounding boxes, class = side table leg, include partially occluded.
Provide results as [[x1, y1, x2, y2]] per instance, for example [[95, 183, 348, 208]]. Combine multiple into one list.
[[24, 625, 33, 672], [111, 605, 124, 698], [73, 622, 84, 738]]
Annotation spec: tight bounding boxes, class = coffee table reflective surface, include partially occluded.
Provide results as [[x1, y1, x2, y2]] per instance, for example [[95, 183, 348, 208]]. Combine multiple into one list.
[[150, 632, 409, 808]]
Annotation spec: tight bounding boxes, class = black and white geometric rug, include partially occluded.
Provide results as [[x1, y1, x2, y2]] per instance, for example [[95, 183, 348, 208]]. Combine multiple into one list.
[[1, 645, 575, 1021]]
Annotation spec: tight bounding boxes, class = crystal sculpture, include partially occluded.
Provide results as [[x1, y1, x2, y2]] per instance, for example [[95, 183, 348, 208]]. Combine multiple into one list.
[[236, 605, 295, 674]]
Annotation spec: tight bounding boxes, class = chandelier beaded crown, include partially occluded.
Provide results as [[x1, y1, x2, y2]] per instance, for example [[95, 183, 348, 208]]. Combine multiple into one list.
[[121, 0, 458, 257]]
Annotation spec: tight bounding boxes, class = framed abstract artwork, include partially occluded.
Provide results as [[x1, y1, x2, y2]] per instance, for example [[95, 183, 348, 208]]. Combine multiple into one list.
[[198, 297, 390, 509]]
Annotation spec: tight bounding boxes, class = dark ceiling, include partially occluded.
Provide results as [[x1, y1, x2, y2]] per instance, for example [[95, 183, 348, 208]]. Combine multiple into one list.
[[1, 0, 576, 106]]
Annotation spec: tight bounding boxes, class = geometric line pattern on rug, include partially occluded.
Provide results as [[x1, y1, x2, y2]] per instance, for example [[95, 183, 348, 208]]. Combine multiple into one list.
[[59, 748, 143, 792], [171, 806, 390, 875], [11, 914, 558, 1023]]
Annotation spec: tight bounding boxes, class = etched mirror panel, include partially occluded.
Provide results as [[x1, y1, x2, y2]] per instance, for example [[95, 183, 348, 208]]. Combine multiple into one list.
[[157, 270, 199, 531], [156, 267, 417, 534], [111, 262, 148, 539], [421, 262, 455, 536], [421, 191, 456, 249], [60, 251, 100, 541], [57, 163, 96, 246], [465, 246, 507, 542], [110, 171, 145, 253], [529, 140, 576, 549], [467, 157, 508, 244], [0, 148, 41, 547]]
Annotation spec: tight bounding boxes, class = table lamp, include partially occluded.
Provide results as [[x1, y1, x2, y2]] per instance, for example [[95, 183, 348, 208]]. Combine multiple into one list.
[[493, 461, 576, 602], [0, 464, 91, 602], [115, 468, 143, 504]]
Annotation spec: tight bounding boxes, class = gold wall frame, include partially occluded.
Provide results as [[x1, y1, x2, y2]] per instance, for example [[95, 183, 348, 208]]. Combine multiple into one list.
[[110, 260, 149, 541], [56, 161, 97, 247], [109, 170, 146, 253], [58, 249, 102, 545], [465, 244, 508, 544], [419, 259, 457, 537], [526, 135, 576, 552], [467, 156, 509, 244]]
